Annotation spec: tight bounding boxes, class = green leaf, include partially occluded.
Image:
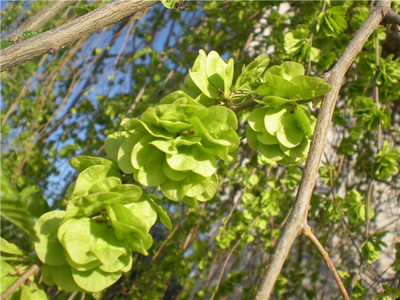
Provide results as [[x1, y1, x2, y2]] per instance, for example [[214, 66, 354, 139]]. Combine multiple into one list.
[[69, 155, 119, 172], [189, 70, 219, 99], [72, 267, 122, 293], [279, 137, 310, 158], [257, 131, 279, 145], [294, 104, 313, 138], [249, 108, 269, 132], [50, 264, 84, 292], [107, 204, 153, 255], [281, 61, 305, 80], [0, 173, 38, 241], [258, 143, 286, 161], [88, 177, 122, 194], [99, 253, 132, 273], [67, 165, 122, 199], [64, 192, 121, 220], [145, 195, 172, 230], [0, 261, 19, 295], [166, 145, 216, 177], [259, 74, 300, 98], [59, 218, 128, 266], [163, 160, 188, 181], [291, 76, 332, 99], [0, 238, 24, 255], [104, 131, 131, 162], [264, 106, 287, 136], [34, 211, 67, 266], [361, 241, 381, 263], [117, 132, 146, 174], [161, 0, 179, 9], [276, 110, 305, 148], [382, 285, 400, 298], [131, 135, 167, 186], [121, 118, 176, 139], [159, 91, 193, 105]]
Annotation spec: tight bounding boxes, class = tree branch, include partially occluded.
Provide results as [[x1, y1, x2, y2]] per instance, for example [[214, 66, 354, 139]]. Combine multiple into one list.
[[302, 225, 350, 300], [4, 0, 78, 43], [0, 0, 159, 72], [0, 261, 42, 300], [253, 1, 392, 299]]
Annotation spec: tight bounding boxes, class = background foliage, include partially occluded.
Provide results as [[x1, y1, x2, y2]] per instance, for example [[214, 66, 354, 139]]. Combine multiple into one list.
[[1, 0, 400, 299]]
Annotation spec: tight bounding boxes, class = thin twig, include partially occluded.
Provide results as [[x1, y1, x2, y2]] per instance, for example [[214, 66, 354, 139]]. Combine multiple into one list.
[[1, 261, 42, 300], [4, 0, 78, 42], [346, 272, 361, 297], [302, 225, 350, 300]]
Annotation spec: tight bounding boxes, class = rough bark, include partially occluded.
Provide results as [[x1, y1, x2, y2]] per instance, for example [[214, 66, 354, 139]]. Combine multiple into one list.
[[0, 0, 159, 72]]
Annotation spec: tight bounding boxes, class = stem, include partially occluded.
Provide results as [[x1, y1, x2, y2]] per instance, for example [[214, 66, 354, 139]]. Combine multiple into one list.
[[4, 0, 78, 42], [302, 225, 350, 300], [1, 261, 42, 300], [346, 272, 361, 297], [230, 98, 257, 113]]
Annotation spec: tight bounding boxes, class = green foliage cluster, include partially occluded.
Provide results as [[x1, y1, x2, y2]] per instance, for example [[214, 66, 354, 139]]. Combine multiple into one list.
[[105, 90, 239, 206], [247, 61, 331, 166], [31, 155, 172, 293], [1, 1, 400, 299]]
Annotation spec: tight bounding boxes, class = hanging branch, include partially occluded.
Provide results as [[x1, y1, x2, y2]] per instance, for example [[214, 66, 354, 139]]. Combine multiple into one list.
[[253, 0, 393, 299], [302, 225, 350, 300], [4, 0, 79, 43], [0, 0, 159, 72]]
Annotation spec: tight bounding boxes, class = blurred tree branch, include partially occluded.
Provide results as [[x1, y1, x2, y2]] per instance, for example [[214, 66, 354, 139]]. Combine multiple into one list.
[[0, 0, 159, 72]]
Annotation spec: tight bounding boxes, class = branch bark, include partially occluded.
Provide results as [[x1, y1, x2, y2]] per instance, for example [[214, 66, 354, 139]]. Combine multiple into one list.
[[4, 0, 78, 42], [0, 0, 159, 72], [302, 225, 350, 300], [253, 1, 392, 299], [0, 261, 42, 300]]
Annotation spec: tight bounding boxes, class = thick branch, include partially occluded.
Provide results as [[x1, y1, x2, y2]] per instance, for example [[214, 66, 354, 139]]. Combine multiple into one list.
[[253, 1, 392, 299], [4, 0, 78, 43], [0, 0, 159, 72], [0, 261, 42, 300], [302, 225, 350, 300]]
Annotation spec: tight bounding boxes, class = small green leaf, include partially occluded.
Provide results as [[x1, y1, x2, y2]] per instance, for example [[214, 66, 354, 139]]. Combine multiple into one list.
[[72, 267, 122, 293], [0, 238, 24, 255], [104, 132, 131, 162], [68, 165, 122, 199], [249, 108, 269, 132], [145, 195, 172, 230], [382, 285, 400, 298], [0, 173, 38, 241], [50, 264, 84, 292], [276, 110, 304, 148], [69, 156, 119, 172], [34, 211, 67, 266], [361, 241, 381, 263], [161, 0, 179, 9]]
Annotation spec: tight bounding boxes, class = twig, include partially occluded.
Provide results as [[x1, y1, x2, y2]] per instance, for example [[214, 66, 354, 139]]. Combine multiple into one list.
[[302, 225, 350, 300], [1, 261, 42, 300], [253, 1, 392, 299], [0, 0, 159, 72], [230, 98, 257, 113], [4, 0, 78, 42], [346, 272, 361, 297]]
